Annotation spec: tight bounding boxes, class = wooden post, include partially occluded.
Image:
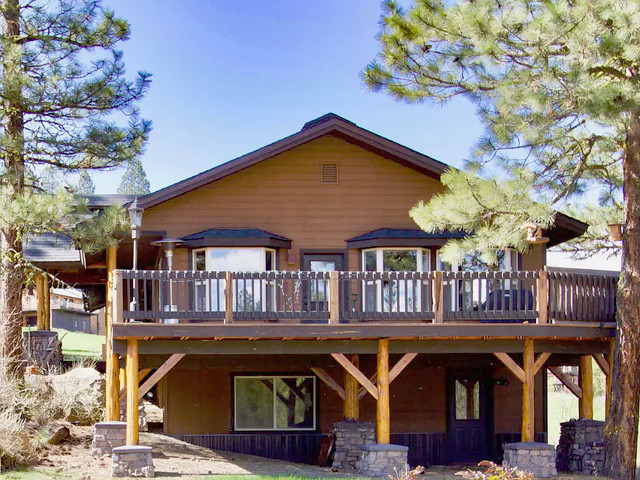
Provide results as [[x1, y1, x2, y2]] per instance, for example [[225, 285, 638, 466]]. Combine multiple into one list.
[[224, 271, 233, 324], [579, 355, 594, 419], [377, 339, 390, 444], [105, 245, 120, 421], [43, 274, 51, 330], [119, 365, 126, 403], [522, 338, 535, 442], [35, 273, 45, 330], [536, 270, 549, 324], [329, 271, 340, 324], [343, 354, 359, 420], [432, 271, 444, 323], [126, 339, 139, 445], [606, 341, 614, 417]]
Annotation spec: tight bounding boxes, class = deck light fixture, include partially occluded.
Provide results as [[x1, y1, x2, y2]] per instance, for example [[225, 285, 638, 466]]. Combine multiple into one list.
[[128, 196, 144, 313], [128, 196, 144, 271]]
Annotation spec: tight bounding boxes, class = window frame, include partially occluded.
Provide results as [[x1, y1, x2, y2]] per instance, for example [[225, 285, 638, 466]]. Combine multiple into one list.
[[361, 247, 431, 273], [233, 374, 317, 432], [192, 247, 276, 272]]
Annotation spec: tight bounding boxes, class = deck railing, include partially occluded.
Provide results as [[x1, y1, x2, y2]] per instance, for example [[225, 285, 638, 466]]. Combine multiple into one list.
[[112, 269, 617, 325]]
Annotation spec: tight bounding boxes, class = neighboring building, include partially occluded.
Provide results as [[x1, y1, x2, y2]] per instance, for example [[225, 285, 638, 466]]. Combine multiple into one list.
[[23, 287, 104, 335], [27, 114, 616, 466]]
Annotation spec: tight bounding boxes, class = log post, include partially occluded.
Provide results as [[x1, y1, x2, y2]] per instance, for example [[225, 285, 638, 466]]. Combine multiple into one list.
[[536, 270, 548, 324], [43, 274, 51, 330], [105, 245, 120, 421], [522, 338, 535, 442], [35, 273, 45, 330], [224, 271, 233, 324], [606, 341, 614, 417], [432, 271, 444, 323], [579, 355, 594, 419], [377, 339, 390, 444], [126, 338, 139, 445], [343, 354, 359, 420], [329, 271, 340, 324]]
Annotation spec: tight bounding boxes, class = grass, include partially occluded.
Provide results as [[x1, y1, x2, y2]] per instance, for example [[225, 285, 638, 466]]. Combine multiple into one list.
[[22, 327, 104, 361]]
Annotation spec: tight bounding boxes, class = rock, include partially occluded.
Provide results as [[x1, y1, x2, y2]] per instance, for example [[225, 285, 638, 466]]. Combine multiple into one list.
[[47, 424, 70, 444]]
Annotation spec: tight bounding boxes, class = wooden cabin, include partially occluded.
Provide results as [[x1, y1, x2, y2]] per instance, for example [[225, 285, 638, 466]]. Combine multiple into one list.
[[43, 114, 616, 466]]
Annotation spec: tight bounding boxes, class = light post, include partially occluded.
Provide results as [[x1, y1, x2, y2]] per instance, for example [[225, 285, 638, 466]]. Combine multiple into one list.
[[150, 238, 183, 324], [128, 196, 144, 311]]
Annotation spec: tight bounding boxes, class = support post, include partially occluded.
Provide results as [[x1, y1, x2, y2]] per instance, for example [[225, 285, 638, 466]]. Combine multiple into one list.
[[377, 338, 390, 444], [35, 273, 45, 330], [579, 355, 594, 419], [432, 271, 444, 323], [536, 270, 548, 324], [343, 354, 359, 420], [329, 271, 340, 324], [606, 341, 614, 417], [105, 245, 120, 421], [522, 338, 535, 442], [43, 274, 51, 330], [224, 271, 233, 324], [126, 339, 139, 445]]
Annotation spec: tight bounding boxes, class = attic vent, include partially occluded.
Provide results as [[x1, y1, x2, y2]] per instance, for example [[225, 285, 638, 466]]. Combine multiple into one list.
[[321, 163, 338, 184]]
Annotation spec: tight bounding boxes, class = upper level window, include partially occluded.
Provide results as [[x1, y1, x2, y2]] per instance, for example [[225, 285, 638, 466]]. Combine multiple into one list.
[[363, 248, 431, 272], [193, 248, 275, 272]]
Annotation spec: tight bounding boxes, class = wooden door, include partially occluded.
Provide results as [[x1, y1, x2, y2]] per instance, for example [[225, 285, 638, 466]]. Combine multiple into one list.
[[447, 370, 492, 463]]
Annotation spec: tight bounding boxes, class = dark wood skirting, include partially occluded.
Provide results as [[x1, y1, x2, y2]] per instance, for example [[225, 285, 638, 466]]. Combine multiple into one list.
[[171, 432, 547, 467]]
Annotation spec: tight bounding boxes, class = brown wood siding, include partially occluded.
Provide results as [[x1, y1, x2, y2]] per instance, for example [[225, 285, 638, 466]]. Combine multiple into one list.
[[142, 134, 544, 271], [143, 135, 444, 271], [163, 354, 539, 436]]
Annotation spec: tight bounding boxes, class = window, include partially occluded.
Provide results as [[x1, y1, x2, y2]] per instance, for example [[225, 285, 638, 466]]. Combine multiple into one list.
[[192, 248, 275, 312], [234, 375, 316, 431], [361, 248, 431, 313]]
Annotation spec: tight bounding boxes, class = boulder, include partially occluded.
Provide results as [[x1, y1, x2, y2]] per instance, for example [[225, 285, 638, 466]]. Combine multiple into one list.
[[47, 424, 70, 445]]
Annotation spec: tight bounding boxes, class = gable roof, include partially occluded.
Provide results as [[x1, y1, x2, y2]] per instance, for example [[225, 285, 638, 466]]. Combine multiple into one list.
[[139, 113, 449, 210]]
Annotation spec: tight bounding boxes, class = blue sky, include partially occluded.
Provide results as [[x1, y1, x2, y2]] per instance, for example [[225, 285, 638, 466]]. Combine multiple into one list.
[[95, 0, 484, 194]]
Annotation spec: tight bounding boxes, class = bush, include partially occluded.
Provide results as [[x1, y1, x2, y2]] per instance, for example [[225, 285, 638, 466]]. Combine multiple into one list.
[[458, 461, 535, 480], [0, 408, 35, 470]]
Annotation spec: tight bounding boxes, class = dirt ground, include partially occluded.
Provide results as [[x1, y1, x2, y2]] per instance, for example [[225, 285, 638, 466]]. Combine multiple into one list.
[[25, 425, 612, 480]]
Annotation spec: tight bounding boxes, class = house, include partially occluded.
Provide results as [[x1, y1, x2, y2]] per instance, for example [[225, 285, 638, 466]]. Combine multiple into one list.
[[33, 113, 616, 469]]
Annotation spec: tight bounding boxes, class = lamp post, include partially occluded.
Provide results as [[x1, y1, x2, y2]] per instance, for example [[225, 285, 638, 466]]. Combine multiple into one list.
[[128, 196, 144, 311], [151, 238, 183, 324]]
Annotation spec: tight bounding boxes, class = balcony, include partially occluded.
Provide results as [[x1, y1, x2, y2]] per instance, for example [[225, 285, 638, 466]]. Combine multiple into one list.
[[112, 269, 617, 326]]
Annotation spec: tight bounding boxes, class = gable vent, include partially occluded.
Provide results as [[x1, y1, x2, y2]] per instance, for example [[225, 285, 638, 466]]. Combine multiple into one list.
[[321, 163, 338, 184]]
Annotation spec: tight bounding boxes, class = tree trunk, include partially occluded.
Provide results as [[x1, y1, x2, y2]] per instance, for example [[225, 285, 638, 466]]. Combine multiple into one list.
[[0, 0, 25, 380], [604, 113, 640, 480]]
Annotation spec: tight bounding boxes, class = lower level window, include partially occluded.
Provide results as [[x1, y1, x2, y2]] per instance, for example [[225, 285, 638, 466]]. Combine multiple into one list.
[[234, 375, 316, 431]]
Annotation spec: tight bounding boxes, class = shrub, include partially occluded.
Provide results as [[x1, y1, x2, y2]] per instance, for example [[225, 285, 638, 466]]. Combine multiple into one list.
[[0, 409, 35, 470], [458, 461, 535, 480]]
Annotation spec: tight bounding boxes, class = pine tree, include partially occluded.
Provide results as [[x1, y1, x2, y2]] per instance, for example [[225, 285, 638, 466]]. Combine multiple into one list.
[[117, 158, 151, 195], [76, 170, 96, 195], [0, 0, 150, 379], [364, 1, 640, 478]]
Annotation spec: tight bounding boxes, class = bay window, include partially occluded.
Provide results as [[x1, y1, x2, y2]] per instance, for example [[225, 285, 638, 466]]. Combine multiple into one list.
[[192, 247, 275, 313]]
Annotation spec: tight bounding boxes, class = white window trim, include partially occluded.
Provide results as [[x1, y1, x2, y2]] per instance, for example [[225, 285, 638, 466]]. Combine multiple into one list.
[[233, 375, 317, 432], [362, 247, 431, 272]]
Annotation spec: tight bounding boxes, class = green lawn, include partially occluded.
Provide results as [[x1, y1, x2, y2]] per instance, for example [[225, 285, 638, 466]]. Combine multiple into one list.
[[22, 327, 104, 361]]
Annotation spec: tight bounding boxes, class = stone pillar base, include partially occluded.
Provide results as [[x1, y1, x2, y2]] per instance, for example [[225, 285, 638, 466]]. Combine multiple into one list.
[[503, 442, 557, 478], [92, 421, 126, 455], [111, 445, 154, 478], [556, 419, 605, 475], [359, 443, 408, 477], [332, 420, 375, 472]]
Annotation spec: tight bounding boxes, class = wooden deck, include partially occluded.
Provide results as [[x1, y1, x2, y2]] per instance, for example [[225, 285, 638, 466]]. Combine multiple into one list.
[[113, 269, 617, 322]]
